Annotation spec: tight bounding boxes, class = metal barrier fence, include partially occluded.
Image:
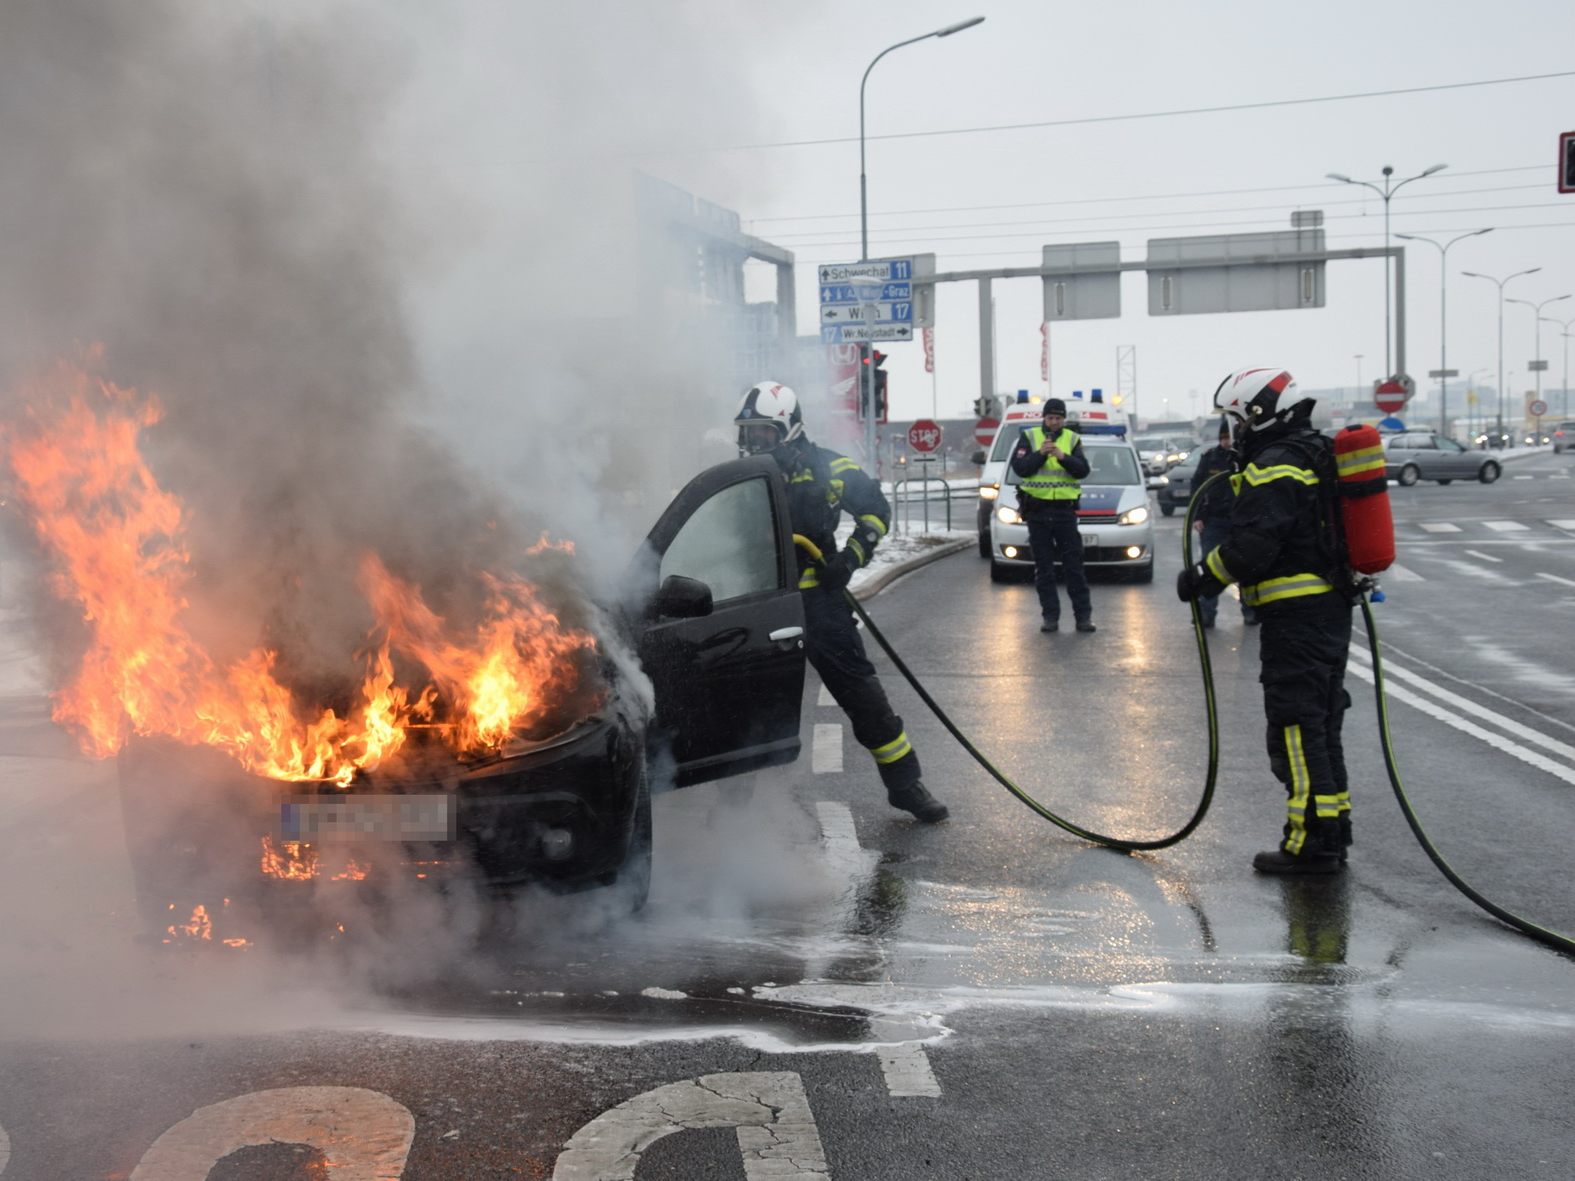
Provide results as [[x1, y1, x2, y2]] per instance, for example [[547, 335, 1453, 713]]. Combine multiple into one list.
[[889, 476, 957, 534]]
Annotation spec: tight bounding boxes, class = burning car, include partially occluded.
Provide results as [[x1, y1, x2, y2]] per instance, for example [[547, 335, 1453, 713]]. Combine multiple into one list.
[[7, 361, 807, 942]]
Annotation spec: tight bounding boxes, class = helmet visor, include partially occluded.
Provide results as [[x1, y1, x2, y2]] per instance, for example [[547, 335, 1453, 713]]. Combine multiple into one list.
[[738, 422, 784, 455]]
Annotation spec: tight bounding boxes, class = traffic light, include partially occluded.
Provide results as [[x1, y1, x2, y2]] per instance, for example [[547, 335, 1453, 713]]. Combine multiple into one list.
[[858, 349, 890, 423]]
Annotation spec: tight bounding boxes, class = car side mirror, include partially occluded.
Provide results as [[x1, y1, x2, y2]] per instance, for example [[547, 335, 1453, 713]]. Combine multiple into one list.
[[970, 449, 987, 465], [653, 574, 713, 619]]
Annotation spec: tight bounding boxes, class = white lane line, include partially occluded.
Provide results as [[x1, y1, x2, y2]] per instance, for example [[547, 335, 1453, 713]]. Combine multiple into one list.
[[816, 801, 860, 857], [1513, 475, 1535, 480], [1418, 522, 1461, 533], [877, 1045, 943, 1097], [1548, 519, 1575, 530], [1385, 563, 1424, 581], [1464, 549, 1503, 563], [0, 1121, 8, 1177], [1347, 663, 1575, 786], [817, 682, 835, 707], [1536, 572, 1575, 588], [1484, 520, 1530, 532], [812, 723, 843, 773], [1349, 651, 1575, 769]]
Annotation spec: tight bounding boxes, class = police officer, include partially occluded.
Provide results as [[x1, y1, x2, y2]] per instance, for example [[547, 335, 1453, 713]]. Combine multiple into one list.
[[734, 381, 948, 823], [1191, 417, 1258, 630], [1010, 398, 1095, 633], [1175, 369, 1353, 874]]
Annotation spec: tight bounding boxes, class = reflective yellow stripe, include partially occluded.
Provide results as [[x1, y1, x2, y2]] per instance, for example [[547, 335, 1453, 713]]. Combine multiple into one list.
[[790, 470, 814, 484], [1205, 545, 1234, 586], [1242, 462, 1318, 487], [830, 457, 859, 474], [860, 513, 888, 538], [1336, 445, 1385, 476], [1284, 724, 1309, 854], [1340, 459, 1386, 478], [1241, 573, 1334, 607], [828, 478, 844, 504], [1020, 428, 1083, 501], [847, 538, 867, 565], [798, 568, 819, 589], [870, 732, 912, 764], [1314, 795, 1344, 819]]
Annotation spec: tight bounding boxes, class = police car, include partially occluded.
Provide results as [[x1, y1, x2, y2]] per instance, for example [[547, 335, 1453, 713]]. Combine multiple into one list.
[[985, 401, 1155, 583]]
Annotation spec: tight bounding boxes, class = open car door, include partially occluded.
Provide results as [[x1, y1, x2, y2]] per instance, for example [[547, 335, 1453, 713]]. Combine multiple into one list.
[[632, 456, 805, 788]]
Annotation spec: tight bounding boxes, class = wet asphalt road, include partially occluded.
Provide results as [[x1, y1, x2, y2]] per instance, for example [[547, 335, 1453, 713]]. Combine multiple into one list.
[[0, 451, 1572, 1179]]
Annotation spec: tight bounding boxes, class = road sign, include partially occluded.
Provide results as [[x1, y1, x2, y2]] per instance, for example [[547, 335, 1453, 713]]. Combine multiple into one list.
[[974, 416, 999, 447], [1530, 399, 1549, 417], [1427, 368, 1459, 379], [908, 419, 942, 453], [1560, 130, 1575, 194], [1374, 374, 1414, 415], [821, 323, 914, 344], [1148, 228, 1326, 315], [821, 302, 912, 324], [1042, 242, 1121, 321], [1528, 360, 1549, 372]]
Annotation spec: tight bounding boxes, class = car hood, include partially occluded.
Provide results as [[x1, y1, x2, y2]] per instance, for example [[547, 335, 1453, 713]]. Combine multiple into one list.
[[1078, 485, 1145, 513]]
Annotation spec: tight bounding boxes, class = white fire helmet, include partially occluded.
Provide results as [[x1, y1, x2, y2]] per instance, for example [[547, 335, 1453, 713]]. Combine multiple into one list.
[[734, 381, 805, 455], [1213, 368, 1297, 433]]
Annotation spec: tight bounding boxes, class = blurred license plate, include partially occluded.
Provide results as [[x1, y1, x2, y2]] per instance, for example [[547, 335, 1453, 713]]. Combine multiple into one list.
[[1081, 533, 1097, 548], [279, 794, 455, 843]]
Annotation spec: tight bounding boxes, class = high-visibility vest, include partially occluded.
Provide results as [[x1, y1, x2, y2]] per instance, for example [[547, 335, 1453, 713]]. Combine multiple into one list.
[[1019, 427, 1083, 501]]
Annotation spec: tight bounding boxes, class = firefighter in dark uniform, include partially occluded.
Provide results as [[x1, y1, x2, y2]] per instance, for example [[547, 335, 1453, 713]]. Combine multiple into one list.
[[734, 381, 948, 823], [1175, 368, 1353, 873], [1191, 416, 1258, 629], [1010, 398, 1096, 633]]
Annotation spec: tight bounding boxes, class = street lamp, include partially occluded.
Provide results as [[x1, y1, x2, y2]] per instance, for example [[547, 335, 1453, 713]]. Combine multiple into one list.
[[1507, 293, 1572, 411], [1395, 228, 1492, 434], [858, 15, 985, 469], [1326, 162, 1447, 377], [1354, 354, 1363, 402], [1462, 267, 1541, 440]]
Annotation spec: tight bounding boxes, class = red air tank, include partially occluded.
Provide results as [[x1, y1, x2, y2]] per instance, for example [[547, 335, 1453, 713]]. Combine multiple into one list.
[[1333, 424, 1395, 574]]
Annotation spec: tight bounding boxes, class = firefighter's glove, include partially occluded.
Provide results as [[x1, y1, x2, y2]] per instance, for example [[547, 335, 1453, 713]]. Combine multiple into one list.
[[1175, 563, 1222, 603], [820, 548, 859, 591]]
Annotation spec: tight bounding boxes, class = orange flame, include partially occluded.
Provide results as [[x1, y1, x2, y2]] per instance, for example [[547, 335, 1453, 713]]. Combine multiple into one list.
[[4, 353, 604, 783]]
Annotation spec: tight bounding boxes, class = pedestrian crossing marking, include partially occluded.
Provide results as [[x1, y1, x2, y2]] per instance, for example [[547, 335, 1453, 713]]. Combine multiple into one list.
[[877, 1044, 942, 1097], [1418, 523, 1461, 533], [812, 723, 843, 773], [1483, 520, 1529, 532], [1535, 572, 1575, 589], [1548, 520, 1575, 531], [1385, 563, 1424, 582], [1464, 549, 1503, 564]]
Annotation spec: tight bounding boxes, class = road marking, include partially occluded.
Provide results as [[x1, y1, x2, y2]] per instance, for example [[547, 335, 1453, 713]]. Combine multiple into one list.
[[877, 1045, 942, 1097], [817, 683, 836, 707], [816, 801, 861, 861], [1463, 549, 1503, 563], [1349, 652, 1575, 777], [1548, 519, 1575, 530], [552, 1072, 830, 1180], [1513, 475, 1535, 480], [1418, 522, 1461, 533], [1535, 572, 1575, 588], [812, 723, 843, 773], [1483, 520, 1529, 532], [1385, 563, 1424, 581], [131, 1087, 414, 1181], [0, 1121, 8, 1177]]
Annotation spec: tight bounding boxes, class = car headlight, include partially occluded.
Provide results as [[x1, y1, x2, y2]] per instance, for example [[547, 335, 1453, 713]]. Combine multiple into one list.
[[1117, 505, 1150, 526], [995, 505, 1023, 525], [979, 485, 999, 502]]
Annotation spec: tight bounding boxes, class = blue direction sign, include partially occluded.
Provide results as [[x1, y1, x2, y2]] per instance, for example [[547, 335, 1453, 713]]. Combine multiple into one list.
[[817, 257, 918, 345]]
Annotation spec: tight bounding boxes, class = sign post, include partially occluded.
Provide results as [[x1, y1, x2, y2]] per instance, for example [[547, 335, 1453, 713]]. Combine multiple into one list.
[[907, 420, 942, 534]]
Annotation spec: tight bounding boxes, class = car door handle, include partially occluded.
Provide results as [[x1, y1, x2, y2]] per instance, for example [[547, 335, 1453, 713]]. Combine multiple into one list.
[[768, 626, 804, 642]]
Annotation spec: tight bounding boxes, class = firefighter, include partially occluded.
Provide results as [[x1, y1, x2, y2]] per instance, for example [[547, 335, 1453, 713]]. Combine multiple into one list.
[[1175, 368, 1354, 873], [1010, 397, 1095, 633], [734, 381, 948, 823]]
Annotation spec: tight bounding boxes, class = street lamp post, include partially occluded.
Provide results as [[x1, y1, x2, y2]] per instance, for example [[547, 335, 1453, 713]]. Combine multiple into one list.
[[1326, 162, 1447, 378], [1462, 267, 1541, 440], [1465, 368, 1489, 439], [1354, 354, 1363, 402], [858, 15, 984, 470], [1507, 293, 1572, 410], [1395, 228, 1492, 434], [1546, 316, 1575, 417]]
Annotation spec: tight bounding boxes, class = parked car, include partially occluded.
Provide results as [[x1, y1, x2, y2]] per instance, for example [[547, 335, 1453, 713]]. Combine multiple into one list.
[[120, 456, 810, 941], [1554, 422, 1575, 454], [988, 435, 1154, 583], [1383, 431, 1501, 486], [1154, 451, 1201, 517]]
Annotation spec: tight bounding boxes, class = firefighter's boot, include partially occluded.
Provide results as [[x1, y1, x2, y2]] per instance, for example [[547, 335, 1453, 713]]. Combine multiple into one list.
[[1252, 848, 1343, 875], [888, 780, 949, 823]]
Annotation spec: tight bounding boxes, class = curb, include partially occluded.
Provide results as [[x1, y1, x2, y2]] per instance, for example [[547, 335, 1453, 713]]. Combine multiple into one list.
[[852, 538, 973, 601]]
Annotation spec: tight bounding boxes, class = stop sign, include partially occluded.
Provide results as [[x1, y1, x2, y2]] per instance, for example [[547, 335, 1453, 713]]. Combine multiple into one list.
[[974, 416, 999, 448], [1374, 379, 1408, 414], [908, 419, 942, 453]]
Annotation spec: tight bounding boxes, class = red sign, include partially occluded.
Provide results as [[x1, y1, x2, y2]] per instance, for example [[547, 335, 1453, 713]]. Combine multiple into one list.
[[922, 327, 935, 374], [908, 419, 942, 453], [974, 416, 999, 448], [1374, 378, 1410, 414]]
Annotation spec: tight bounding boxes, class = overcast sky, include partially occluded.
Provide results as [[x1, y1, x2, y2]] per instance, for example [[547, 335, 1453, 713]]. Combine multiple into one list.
[[635, 0, 1575, 424]]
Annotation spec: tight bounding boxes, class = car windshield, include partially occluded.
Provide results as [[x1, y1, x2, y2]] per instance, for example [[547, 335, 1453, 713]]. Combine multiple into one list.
[[1132, 435, 1169, 451], [990, 424, 1030, 463], [1006, 443, 1140, 487]]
